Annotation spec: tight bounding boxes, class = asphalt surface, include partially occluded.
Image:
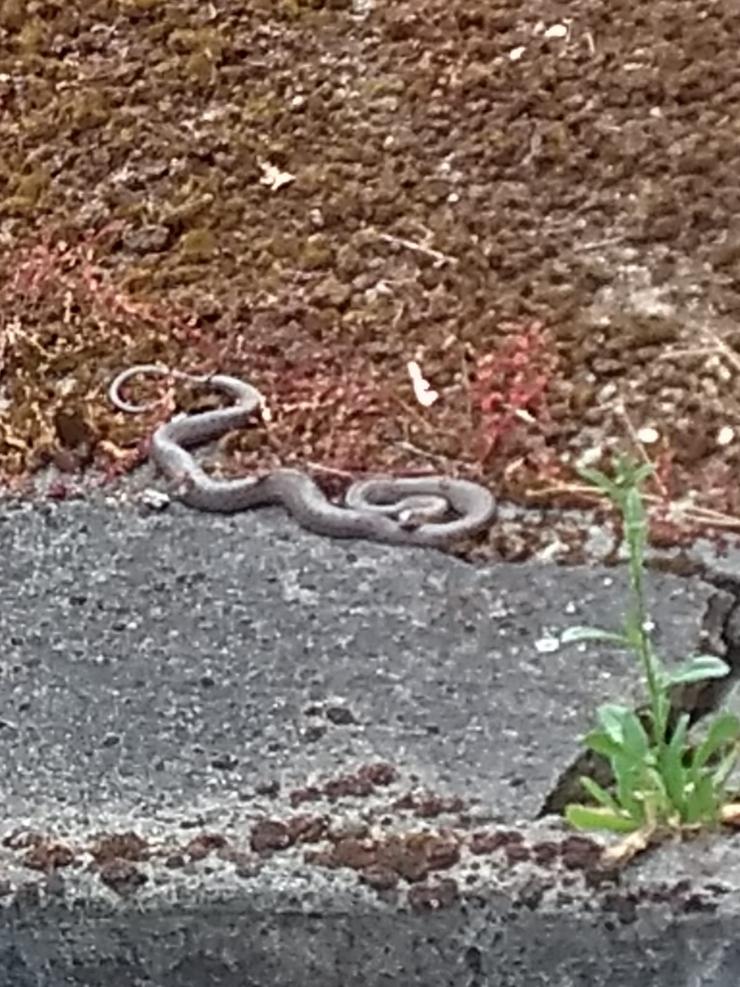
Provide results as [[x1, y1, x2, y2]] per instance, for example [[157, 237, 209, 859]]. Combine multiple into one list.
[[1, 492, 740, 985]]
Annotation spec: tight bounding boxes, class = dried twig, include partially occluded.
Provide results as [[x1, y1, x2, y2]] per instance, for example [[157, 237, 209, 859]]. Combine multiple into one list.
[[573, 235, 626, 252], [614, 398, 668, 498], [582, 30, 596, 56], [527, 481, 740, 532], [388, 391, 447, 437], [460, 344, 474, 427], [376, 232, 457, 267], [395, 439, 457, 468], [306, 460, 355, 478], [658, 328, 740, 376], [703, 327, 740, 375], [657, 346, 719, 361]]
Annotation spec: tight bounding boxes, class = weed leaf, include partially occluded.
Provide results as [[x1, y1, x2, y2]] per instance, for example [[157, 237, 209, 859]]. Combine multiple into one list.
[[663, 655, 730, 687], [565, 804, 638, 833]]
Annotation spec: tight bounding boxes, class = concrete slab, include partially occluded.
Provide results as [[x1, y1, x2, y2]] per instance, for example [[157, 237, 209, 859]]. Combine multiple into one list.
[[0, 496, 728, 821], [1, 496, 739, 985], [1, 823, 740, 987]]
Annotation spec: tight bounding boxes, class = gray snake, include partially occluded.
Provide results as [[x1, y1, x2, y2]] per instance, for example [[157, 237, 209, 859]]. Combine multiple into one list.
[[108, 365, 496, 548]]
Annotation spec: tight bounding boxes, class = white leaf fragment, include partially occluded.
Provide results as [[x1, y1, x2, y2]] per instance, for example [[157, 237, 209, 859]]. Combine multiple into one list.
[[535, 634, 560, 654], [258, 159, 296, 192], [407, 360, 439, 407], [636, 426, 659, 444], [577, 445, 603, 467], [718, 425, 734, 447], [543, 23, 569, 39]]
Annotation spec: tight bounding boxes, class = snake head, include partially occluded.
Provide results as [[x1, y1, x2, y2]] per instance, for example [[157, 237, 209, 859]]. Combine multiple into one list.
[[396, 508, 432, 530]]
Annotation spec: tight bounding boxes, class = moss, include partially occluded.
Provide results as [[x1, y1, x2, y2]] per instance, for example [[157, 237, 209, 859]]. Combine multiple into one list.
[[167, 27, 224, 59], [162, 192, 215, 230], [67, 90, 110, 133], [625, 316, 679, 347], [266, 233, 300, 260], [279, 0, 301, 16], [279, 0, 349, 14], [121, 0, 161, 10], [0, 0, 25, 31], [178, 228, 216, 262], [241, 95, 282, 124], [12, 167, 50, 205], [18, 16, 47, 53], [184, 50, 216, 85], [300, 234, 335, 271], [362, 77, 406, 99]]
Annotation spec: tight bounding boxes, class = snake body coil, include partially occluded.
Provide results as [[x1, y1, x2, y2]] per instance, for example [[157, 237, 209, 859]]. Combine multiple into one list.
[[109, 365, 496, 548]]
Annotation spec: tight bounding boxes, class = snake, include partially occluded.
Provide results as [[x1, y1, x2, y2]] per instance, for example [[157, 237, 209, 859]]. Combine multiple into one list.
[[108, 364, 496, 548]]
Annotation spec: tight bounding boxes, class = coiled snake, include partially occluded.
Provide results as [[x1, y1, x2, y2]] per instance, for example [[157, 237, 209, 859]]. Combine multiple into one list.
[[108, 365, 496, 548]]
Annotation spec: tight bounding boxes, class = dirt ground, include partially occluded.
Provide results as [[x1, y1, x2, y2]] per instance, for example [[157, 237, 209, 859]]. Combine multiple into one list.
[[2, 0, 740, 556]]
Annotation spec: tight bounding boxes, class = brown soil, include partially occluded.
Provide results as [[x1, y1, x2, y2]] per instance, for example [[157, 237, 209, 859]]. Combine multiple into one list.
[[3, 0, 740, 549]]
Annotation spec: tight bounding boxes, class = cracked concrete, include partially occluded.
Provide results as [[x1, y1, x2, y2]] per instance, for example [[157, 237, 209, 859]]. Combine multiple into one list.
[[2, 494, 740, 985]]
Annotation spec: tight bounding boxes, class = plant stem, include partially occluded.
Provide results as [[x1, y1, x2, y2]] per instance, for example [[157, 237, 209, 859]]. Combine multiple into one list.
[[625, 485, 666, 748]]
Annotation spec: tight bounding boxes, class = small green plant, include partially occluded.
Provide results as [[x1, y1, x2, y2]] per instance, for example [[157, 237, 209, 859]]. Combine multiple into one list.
[[562, 455, 740, 834]]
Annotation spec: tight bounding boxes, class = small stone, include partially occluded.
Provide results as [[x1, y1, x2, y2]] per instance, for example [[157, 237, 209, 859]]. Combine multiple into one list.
[[250, 820, 293, 854], [122, 224, 169, 254], [357, 762, 397, 787], [23, 842, 75, 872], [407, 878, 459, 911], [303, 724, 327, 743], [289, 786, 322, 807], [413, 794, 465, 818], [560, 835, 603, 871], [311, 274, 351, 309], [210, 752, 238, 771], [421, 833, 461, 872], [532, 841, 560, 866], [504, 842, 532, 864], [98, 859, 147, 893], [329, 837, 377, 870], [185, 833, 228, 860], [287, 815, 329, 843], [375, 836, 426, 882], [323, 773, 374, 800], [470, 830, 524, 855], [325, 705, 357, 725], [3, 830, 43, 850], [90, 833, 148, 863], [328, 819, 370, 841], [140, 489, 171, 511], [360, 865, 399, 891], [254, 779, 281, 797]]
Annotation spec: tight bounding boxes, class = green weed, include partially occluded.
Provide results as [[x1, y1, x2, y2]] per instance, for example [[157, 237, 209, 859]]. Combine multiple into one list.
[[562, 455, 740, 833]]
